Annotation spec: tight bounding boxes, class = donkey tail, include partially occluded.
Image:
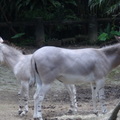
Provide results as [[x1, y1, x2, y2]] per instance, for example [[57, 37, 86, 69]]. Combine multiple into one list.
[[29, 56, 41, 87], [29, 57, 36, 87]]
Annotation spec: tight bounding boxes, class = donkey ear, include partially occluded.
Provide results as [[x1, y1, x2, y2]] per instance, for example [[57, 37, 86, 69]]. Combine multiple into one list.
[[0, 37, 4, 43], [114, 35, 120, 42]]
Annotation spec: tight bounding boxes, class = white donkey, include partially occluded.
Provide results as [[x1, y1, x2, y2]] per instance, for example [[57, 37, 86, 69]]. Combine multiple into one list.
[[32, 43, 120, 120], [0, 37, 77, 116]]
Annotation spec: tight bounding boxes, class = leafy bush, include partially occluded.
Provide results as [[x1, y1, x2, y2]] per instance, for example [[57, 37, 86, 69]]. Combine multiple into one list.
[[98, 31, 120, 41], [98, 23, 120, 41]]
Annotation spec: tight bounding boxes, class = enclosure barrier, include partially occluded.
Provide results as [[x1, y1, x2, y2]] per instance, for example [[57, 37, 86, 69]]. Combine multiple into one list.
[[0, 17, 120, 47]]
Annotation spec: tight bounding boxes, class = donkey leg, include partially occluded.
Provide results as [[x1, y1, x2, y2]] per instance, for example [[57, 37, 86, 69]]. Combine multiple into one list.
[[18, 81, 29, 116], [33, 84, 51, 120], [91, 83, 98, 114], [96, 79, 107, 114], [65, 84, 78, 114], [18, 93, 23, 115], [18, 84, 24, 115]]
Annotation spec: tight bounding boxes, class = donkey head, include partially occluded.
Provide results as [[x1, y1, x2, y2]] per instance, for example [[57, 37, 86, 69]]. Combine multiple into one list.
[[115, 35, 120, 42]]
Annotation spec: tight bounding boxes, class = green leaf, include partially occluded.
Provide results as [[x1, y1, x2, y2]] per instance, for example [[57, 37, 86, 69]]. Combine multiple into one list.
[[110, 31, 120, 36], [11, 33, 25, 39], [98, 32, 109, 41]]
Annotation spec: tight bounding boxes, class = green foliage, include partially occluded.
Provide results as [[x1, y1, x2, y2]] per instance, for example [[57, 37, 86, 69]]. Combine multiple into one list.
[[11, 33, 35, 46], [1, 0, 120, 46], [11, 33, 25, 39], [111, 30, 120, 36], [89, 0, 120, 16], [98, 33, 109, 41], [0, 0, 35, 21], [0, 0, 79, 21], [1, 0, 120, 22], [98, 24, 120, 41]]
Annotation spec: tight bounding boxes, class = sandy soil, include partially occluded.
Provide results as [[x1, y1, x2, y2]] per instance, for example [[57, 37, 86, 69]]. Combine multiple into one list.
[[0, 63, 120, 120]]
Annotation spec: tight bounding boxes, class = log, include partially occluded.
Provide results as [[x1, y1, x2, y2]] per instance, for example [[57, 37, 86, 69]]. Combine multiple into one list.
[[108, 102, 120, 120]]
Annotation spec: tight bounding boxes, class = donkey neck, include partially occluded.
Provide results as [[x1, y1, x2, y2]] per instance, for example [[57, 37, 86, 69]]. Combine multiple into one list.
[[1, 44, 24, 70], [101, 44, 120, 70], [4, 53, 24, 70]]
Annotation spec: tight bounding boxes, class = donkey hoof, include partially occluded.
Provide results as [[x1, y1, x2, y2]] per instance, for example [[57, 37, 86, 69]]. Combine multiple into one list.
[[68, 109, 78, 115], [34, 118, 43, 120], [19, 110, 28, 116], [93, 111, 98, 116], [68, 109, 73, 114], [18, 110, 23, 115], [34, 118, 39, 120]]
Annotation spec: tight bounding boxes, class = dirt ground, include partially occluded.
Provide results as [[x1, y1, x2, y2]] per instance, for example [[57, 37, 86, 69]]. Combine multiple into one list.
[[0, 61, 120, 120]]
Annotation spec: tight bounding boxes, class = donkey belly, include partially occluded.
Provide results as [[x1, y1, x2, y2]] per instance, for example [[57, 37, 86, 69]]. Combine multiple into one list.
[[57, 73, 95, 84]]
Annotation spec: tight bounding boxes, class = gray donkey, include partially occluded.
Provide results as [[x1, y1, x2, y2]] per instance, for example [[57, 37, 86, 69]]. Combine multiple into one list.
[[32, 42, 120, 120]]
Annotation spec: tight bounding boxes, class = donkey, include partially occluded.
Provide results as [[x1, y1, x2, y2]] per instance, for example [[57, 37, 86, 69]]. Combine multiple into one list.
[[0, 37, 77, 116], [31, 43, 120, 120], [0, 37, 33, 116]]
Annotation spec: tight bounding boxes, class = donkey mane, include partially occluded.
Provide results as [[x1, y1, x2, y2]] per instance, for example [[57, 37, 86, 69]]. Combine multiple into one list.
[[2, 42, 23, 56], [101, 43, 120, 55], [0, 43, 24, 69]]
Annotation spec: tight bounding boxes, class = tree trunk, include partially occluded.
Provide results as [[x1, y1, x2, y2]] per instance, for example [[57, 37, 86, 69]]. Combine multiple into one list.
[[88, 15, 98, 44], [35, 17, 45, 47]]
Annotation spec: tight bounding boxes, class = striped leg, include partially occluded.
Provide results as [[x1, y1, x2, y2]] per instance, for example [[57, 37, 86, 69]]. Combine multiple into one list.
[[65, 84, 78, 114], [96, 79, 107, 114], [33, 84, 50, 120], [18, 81, 29, 116], [91, 83, 98, 114]]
